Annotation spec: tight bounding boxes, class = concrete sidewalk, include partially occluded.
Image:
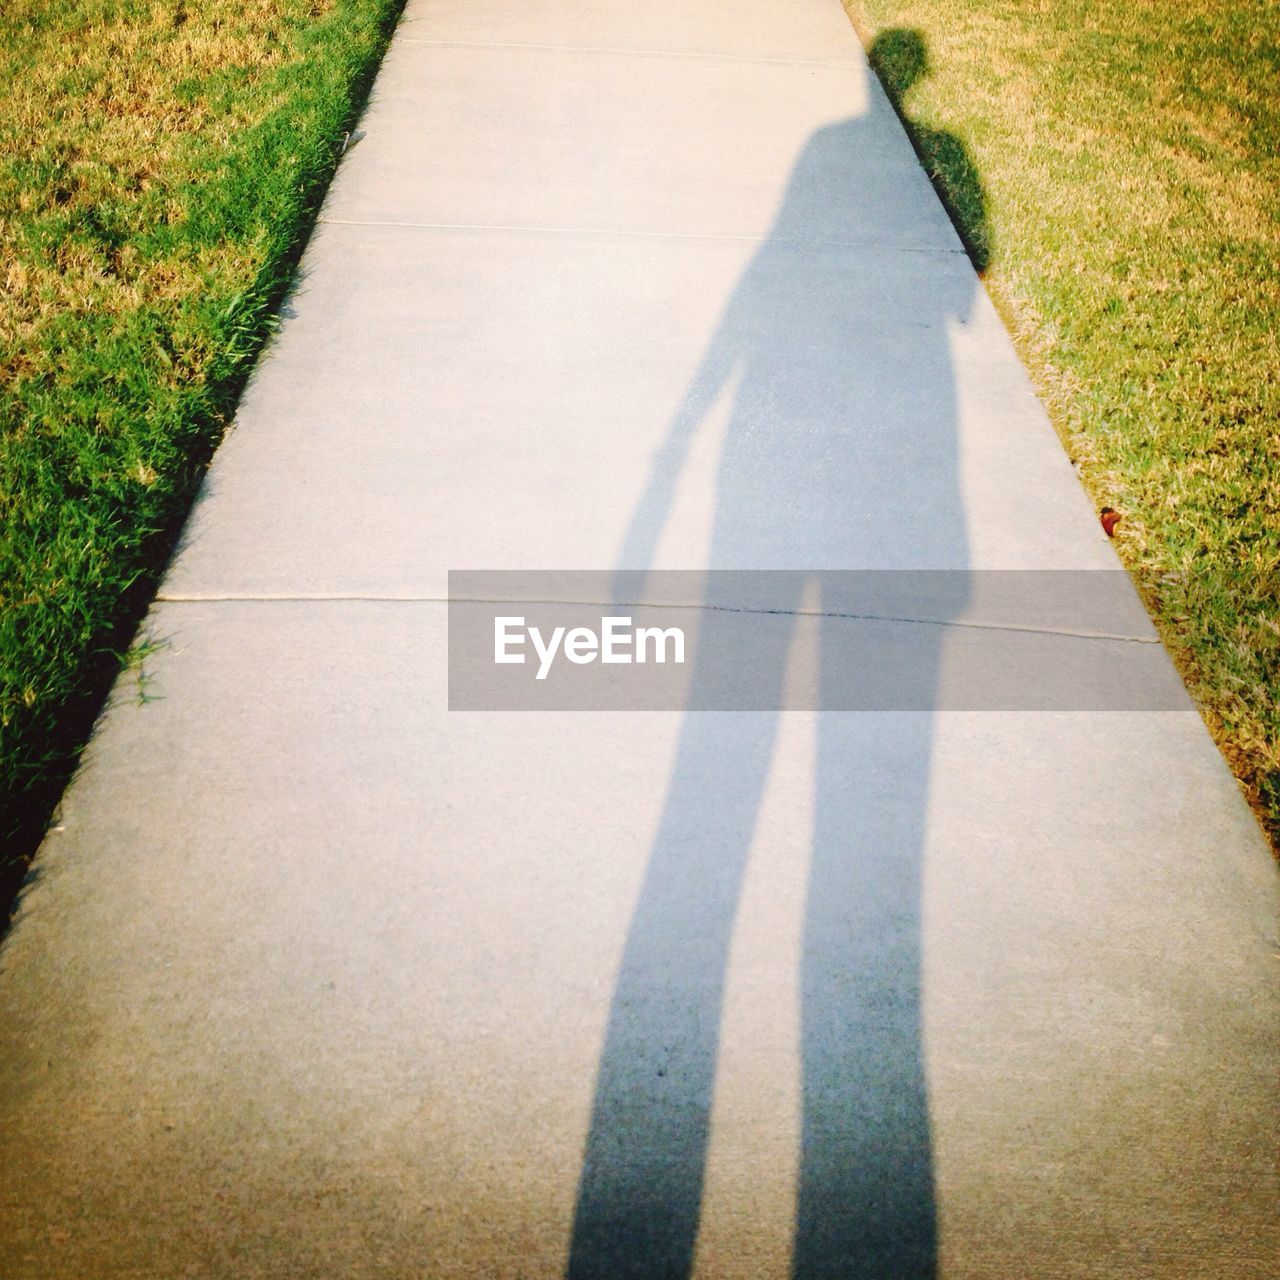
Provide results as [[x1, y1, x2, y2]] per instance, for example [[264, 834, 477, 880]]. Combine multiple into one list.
[[2, 1, 1276, 1276]]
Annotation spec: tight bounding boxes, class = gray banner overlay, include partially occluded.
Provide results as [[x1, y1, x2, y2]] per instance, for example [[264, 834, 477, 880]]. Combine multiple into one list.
[[448, 571, 1189, 711]]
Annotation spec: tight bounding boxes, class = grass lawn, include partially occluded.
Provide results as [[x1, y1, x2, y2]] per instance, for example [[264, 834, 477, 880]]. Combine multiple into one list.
[[845, 0, 1280, 845], [0, 0, 403, 906]]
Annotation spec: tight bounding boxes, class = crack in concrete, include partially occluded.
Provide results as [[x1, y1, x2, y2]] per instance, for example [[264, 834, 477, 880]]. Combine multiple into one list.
[[153, 592, 1160, 644]]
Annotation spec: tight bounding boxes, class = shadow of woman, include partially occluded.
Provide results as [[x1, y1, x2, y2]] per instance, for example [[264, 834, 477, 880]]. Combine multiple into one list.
[[567, 32, 988, 1280]]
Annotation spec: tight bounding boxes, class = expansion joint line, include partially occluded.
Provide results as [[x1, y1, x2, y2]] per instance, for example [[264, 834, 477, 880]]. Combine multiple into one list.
[[393, 36, 863, 72], [153, 593, 1159, 645], [316, 216, 968, 254]]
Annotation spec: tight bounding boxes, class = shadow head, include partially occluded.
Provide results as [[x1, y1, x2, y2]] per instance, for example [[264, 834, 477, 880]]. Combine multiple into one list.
[[869, 28, 929, 103]]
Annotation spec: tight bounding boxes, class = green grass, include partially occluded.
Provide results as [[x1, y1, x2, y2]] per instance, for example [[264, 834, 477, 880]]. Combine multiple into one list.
[[845, 0, 1280, 845], [0, 0, 403, 903]]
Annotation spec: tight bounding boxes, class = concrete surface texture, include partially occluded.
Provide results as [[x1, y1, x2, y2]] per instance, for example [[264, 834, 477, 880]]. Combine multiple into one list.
[[1, 1, 1276, 1277]]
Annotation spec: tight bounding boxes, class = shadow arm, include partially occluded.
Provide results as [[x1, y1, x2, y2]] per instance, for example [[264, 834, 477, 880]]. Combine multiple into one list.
[[614, 302, 741, 583]]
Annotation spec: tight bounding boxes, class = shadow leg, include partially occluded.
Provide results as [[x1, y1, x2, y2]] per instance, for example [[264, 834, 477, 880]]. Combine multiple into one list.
[[567, 596, 795, 1279], [794, 635, 938, 1278], [567, 708, 780, 1279]]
